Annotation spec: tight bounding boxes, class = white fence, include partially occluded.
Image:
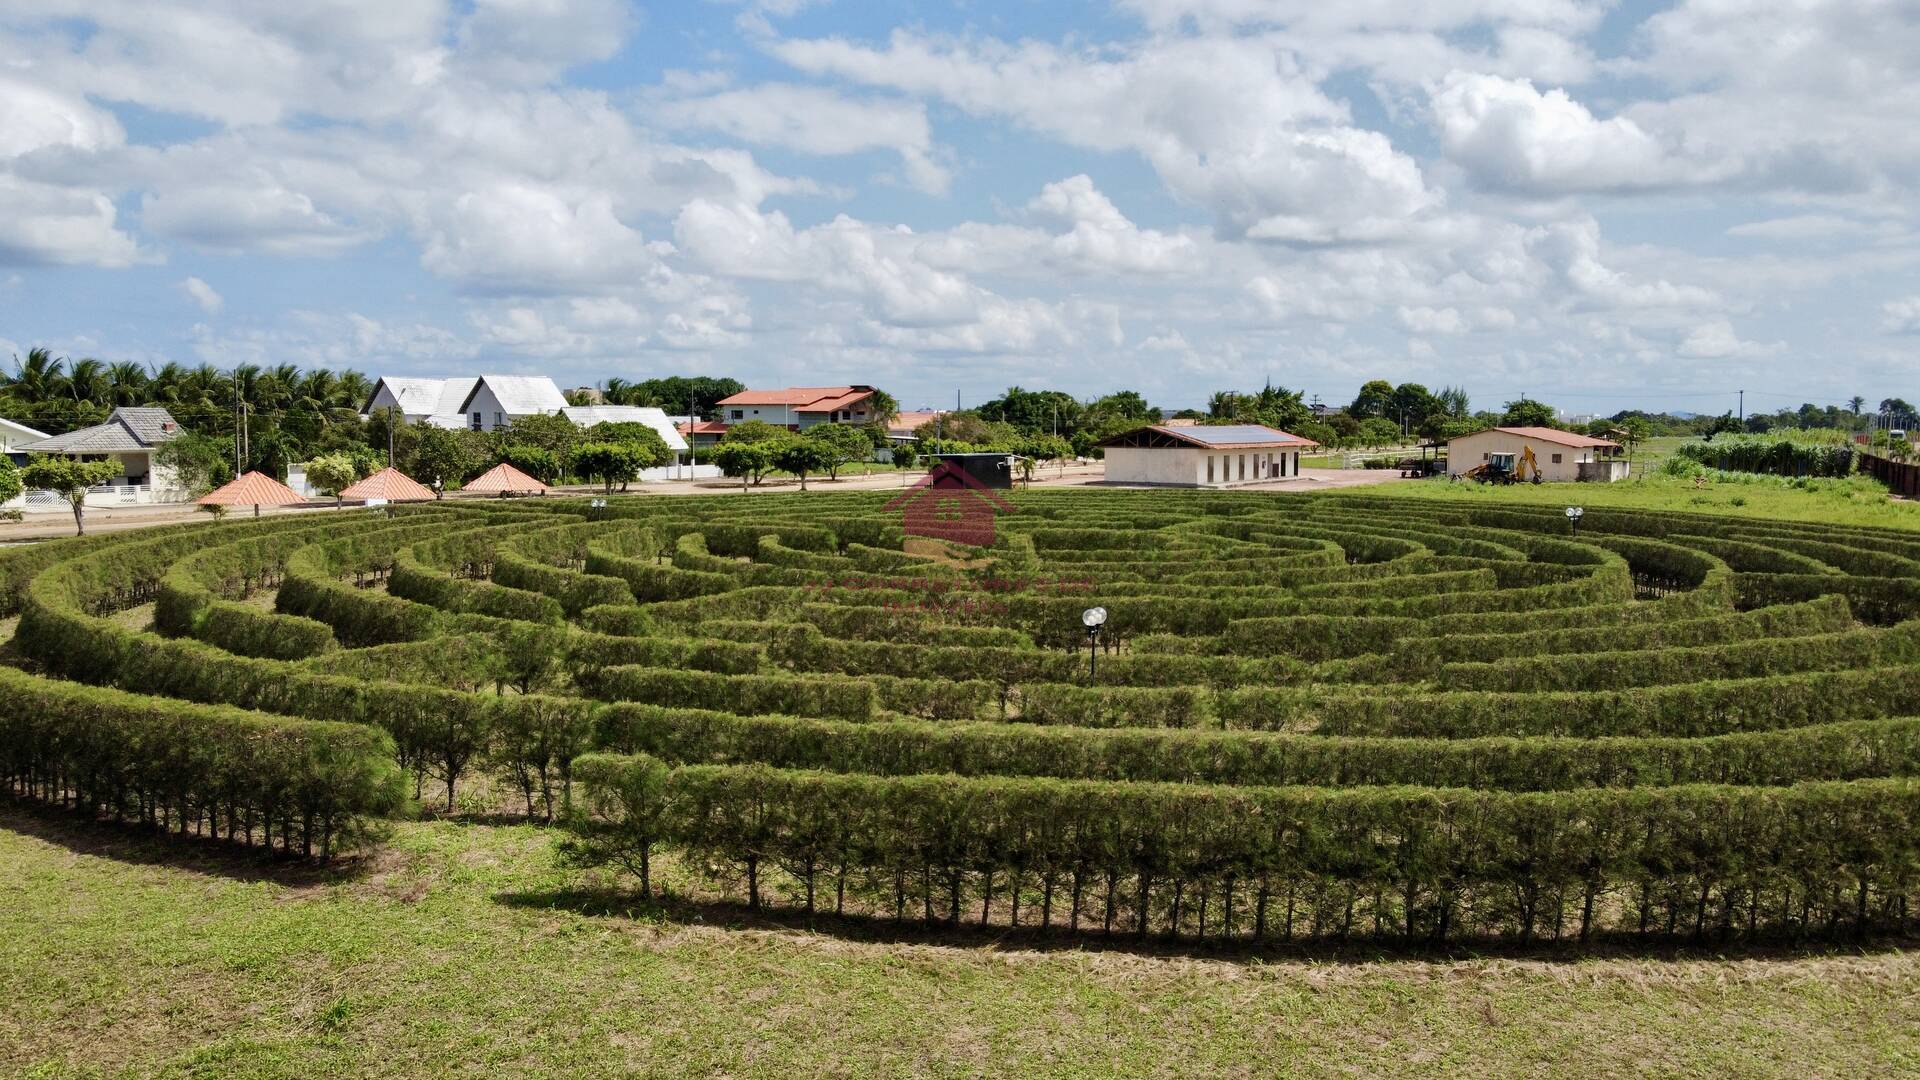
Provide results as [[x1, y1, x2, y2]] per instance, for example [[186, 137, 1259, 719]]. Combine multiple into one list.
[[16, 484, 185, 512]]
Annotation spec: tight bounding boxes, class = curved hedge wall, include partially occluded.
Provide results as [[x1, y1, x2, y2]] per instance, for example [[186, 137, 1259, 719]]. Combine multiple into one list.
[[3, 489, 1919, 947]]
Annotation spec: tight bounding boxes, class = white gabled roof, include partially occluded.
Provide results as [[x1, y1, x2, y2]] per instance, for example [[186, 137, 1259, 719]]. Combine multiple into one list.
[[1, 416, 52, 442], [461, 375, 568, 416], [561, 405, 689, 451], [368, 376, 477, 418]]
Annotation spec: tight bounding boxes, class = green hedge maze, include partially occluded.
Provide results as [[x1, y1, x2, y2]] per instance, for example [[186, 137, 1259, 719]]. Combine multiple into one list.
[[6, 491, 1920, 947]]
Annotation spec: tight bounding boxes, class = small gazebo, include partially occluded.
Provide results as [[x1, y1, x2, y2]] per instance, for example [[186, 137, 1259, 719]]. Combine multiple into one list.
[[463, 462, 549, 497], [338, 466, 435, 504], [197, 471, 309, 517]]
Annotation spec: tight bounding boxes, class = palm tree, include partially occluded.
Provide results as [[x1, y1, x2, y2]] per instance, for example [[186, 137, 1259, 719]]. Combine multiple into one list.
[[106, 361, 149, 406], [603, 377, 634, 406], [65, 358, 108, 404], [3, 348, 68, 403], [1848, 395, 1865, 415], [336, 370, 372, 412], [148, 361, 187, 404]]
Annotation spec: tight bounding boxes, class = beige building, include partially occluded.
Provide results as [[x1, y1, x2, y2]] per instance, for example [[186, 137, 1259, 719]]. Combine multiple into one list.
[[1098, 424, 1320, 487], [1446, 426, 1628, 482]]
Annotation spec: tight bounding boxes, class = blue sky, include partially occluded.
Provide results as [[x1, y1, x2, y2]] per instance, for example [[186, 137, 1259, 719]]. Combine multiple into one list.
[[2, 0, 1917, 417]]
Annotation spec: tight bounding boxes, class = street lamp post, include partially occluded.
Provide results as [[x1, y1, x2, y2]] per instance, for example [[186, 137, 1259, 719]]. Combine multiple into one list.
[[1082, 606, 1107, 680], [1565, 505, 1584, 536]]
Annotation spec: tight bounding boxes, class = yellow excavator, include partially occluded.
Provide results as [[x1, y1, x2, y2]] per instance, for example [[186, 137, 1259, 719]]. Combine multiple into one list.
[[1463, 445, 1543, 484]]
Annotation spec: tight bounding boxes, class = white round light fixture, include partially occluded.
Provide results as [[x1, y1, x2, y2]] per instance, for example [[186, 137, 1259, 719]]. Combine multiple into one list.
[[1082, 606, 1108, 629]]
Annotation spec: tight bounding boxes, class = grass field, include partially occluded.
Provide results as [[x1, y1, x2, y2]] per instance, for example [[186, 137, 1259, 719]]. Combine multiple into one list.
[[1361, 453, 1920, 531], [5, 808, 1917, 1078]]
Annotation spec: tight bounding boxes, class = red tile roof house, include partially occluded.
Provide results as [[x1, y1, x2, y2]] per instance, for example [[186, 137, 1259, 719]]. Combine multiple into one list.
[[714, 386, 878, 431], [1444, 426, 1628, 482]]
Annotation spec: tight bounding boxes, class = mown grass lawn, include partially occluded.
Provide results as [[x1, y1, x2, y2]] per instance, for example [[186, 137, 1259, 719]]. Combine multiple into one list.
[[1355, 467, 1920, 531], [3, 808, 1916, 1078]]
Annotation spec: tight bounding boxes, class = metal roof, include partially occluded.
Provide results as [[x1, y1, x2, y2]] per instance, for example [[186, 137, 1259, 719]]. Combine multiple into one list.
[[460, 375, 569, 417], [367, 377, 476, 417], [17, 407, 182, 454], [1098, 423, 1319, 451], [561, 405, 690, 451], [1451, 426, 1621, 449]]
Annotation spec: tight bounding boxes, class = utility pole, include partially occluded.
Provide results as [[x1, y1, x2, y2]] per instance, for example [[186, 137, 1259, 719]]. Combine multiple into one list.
[[386, 407, 394, 467], [1738, 389, 1744, 422], [234, 380, 243, 475]]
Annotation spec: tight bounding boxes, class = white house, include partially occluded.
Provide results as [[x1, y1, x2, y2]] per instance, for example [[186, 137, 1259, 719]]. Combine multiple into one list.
[[16, 406, 189, 504], [1097, 424, 1321, 487], [363, 377, 477, 428], [560, 405, 690, 452], [363, 375, 568, 432], [2, 416, 51, 465], [715, 385, 877, 430], [1445, 427, 1628, 482]]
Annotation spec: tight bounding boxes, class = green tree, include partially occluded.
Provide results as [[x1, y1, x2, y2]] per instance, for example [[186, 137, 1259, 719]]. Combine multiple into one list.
[[0, 458, 21, 506], [569, 442, 646, 495], [713, 441, 774, 491], [305, 452, 361, 507], [1500, 399, 1557, 427], [1349, 379, 1395, 418], [769, 437, 834, 491], [496, 412, 582, 457], [803, 423, 873, 480], [1358, 418, 1402, 449], [1014, 434, 1074, 482], [584, 422, 675, 489], [498, 444, 562, 484], [22, 457, 119, 535], [722, 419, 785, 444], [413, 427, 484, 497], [154, 430, 234, 496]]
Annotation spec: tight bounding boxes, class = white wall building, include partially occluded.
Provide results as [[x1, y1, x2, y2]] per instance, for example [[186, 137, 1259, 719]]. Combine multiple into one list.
[[1097, 424, 1320, 487], [715, 386, 877, 430], [1445, 427, 1628, 482], [2, 416, 51, 465], [15, 406, 190, 505], [363, 375, 568, 432], [560, 405, 690, 453]]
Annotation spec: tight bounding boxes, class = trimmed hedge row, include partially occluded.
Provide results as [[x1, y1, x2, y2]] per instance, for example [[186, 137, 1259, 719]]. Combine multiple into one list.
[[570, 753, 1920, 941], [0, 665, 404, 857]]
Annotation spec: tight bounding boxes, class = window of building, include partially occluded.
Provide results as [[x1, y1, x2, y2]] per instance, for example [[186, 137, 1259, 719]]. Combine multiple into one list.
[[1551, 453, 1563, 464], [470, 412, 481, 430], [495, 412, 505, 428], [730, 409, 743, 420], [1238, 454, 1246, 480], [1206, 456, 1215, 483]]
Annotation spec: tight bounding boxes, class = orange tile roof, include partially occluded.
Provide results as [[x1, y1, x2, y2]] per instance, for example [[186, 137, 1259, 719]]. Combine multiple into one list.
[[197, 471, 308, 507], [337, 466, 436, 502], [463, 462, 549, 495], [676, 420, 729, 434], [716, 386, 874, 411]]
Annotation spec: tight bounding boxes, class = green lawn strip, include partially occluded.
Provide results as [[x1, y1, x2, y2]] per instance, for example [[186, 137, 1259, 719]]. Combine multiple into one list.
[[3, 814, 1916, 1078]]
